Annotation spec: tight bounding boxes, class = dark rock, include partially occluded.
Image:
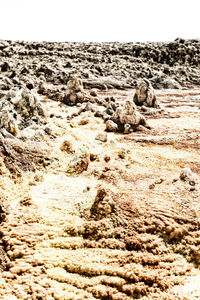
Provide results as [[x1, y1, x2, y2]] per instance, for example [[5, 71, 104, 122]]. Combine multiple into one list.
[[1, 62, 10, 72]]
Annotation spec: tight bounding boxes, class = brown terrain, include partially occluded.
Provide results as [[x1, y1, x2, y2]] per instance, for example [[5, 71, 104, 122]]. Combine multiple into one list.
[[0, 39, 199, 299]]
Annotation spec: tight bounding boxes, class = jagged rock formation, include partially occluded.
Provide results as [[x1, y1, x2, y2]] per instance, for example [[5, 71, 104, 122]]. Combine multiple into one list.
[[133, 79, 159, 108], [60, 78, 89, 106], [106, 100, 150, 133], [0, 88, 46, 135], [89, 187, 115, 220]]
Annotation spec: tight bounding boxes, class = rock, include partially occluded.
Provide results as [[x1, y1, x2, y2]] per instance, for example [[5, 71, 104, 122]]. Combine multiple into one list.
[[19, 194, 33, 206], [90, 188, 115, 220], [154, 178, 165, 184], [0, 40, 199, 96], [0, 246, 8, 271], [34, 171, 44, 182], [90, 89, 97, 97], [111, 100, 150, 133], [180, 168, 193, 180], [26, 79, 34, 90], [0, 88, 46, 135], [180, 168, 198, 184], [94, 111, 104, 119], [66, 145, 90, 175], [44, 127, 53, 135], [0, 197, 9, 222], [78, 118, 90, 125], [0, 133, 48, 175], [149, 183, 155, 189], [104, 155, 111, 162], [0, 109, 18, 136], [0, 80, 10, 90], [60, 138, 75, 154], [82, 76, 131, 90], [90, 153, 99, 161], [150, 75, 182, 89], [105, 120, 118, 132], [105, 97, 117, 115], [95, 133, 108, 142], [124, 124, 131, 134], [78, 102, 97, 114], [1, 62, 10, 72], [189, 186, 195, 192], [118, 148, 127, 159], [61, 78, 89, 106], [133, 79, 159, 108]]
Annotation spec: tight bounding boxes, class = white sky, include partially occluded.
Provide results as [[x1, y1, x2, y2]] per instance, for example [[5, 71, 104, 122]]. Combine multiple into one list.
[[0, 0, 199, 42]]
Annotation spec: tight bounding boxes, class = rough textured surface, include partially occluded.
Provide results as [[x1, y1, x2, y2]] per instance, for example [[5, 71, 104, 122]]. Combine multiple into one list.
[[0, 40, 199, 299], [0, 39, 199, 101], [0, 88, 46, 134]]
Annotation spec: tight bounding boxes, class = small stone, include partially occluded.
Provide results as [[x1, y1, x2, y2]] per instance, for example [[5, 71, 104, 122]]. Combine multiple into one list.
[[69, 122, 77, 128], [104, 155, 111, 162], [118, 148, 127, 159], [78, 118, 89, 125], [189, 180, 195, 186], [11, 249, 24, 259], [155, 178, 164, 184], [95, 133, 108, 142], [83, 186, 91, 192], [189, 186, 195, 192], [90, 90, 97, 97], [2, 271, 15, 279], [60, 138, 75, 154], [90, 153, 98, 161], [44, 127, 52, 135], [172, 178, 179, 183], [20, 194, 33, 206], [149, 183, 155, 189], [9, 267, 22, 274], [124, 124, 131, 134]]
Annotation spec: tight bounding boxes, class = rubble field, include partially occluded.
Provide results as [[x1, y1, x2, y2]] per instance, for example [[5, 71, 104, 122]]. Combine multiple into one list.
[[0, 39, 199, 299]]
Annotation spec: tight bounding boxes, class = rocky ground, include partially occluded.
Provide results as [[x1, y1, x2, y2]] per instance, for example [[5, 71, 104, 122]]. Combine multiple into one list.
[[0, 38, 200, 94], [0, 40, 199, 299]]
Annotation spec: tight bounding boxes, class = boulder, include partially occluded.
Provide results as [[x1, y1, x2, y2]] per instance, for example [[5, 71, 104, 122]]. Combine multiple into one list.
[[109, 100, 150, 133], [61, 78, 89, 106], [133, 79, 159, 108]]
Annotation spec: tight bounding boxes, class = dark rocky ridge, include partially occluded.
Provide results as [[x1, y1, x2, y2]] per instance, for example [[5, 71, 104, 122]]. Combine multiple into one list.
[[0, 38, 199, 100]]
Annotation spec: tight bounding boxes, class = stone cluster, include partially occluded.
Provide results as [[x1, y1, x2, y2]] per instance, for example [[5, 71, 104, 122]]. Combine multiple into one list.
[[0, 88, 46, 135], [105, 100, 150, 133]]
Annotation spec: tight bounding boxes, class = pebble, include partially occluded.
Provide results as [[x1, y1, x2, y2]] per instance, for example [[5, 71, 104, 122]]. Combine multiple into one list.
[[95, 133, 108, 142]]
